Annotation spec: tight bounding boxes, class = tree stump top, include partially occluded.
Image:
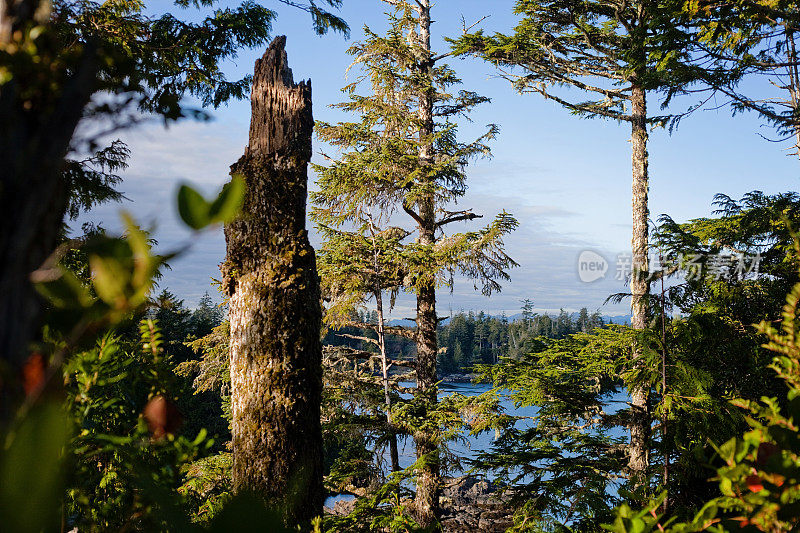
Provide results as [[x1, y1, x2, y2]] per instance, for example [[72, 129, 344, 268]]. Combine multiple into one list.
[[246, 35, 313, 158]]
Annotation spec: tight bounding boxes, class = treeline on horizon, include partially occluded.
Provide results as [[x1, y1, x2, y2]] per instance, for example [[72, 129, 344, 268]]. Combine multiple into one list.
[[325, 301, 608, 374]]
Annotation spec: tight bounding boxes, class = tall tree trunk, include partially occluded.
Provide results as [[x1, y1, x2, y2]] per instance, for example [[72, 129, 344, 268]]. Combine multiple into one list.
[[414, 272, 440, 526], [367, 218, 400, 472], [0, 0, 96, 419], [222, 36, 323, 528], [374, 288, 400, 473], [786, 28, 800, 158], [628, 80, 651, 487], [412, 0, 441, 526]]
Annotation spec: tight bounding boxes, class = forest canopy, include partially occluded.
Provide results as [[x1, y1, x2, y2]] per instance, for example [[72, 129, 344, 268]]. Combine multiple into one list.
[[3, 0, 800, 531]]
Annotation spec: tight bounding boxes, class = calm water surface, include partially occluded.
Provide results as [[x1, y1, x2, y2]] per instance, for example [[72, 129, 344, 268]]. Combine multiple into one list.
[[325, 381, 537, 507]]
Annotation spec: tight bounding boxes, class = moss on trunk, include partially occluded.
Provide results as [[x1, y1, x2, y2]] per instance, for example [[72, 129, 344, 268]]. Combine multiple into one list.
[[222, 35, 323, 528]]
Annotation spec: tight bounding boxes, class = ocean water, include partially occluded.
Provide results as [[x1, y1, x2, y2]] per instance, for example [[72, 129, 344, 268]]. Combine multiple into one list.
[[324, 381, 538, 508], [324, 381, 630, 508]]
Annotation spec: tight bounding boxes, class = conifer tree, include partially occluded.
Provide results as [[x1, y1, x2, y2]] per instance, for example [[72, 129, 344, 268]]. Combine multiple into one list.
[[452, 0, 724, 486], [317, 217, 410, 473], [688, 2, 800, 156], [312, 1, 518, 524]]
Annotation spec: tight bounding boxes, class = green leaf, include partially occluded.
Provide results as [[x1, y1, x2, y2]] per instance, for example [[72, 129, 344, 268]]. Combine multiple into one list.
[[35, 268, 94, 309], [628, 518, 646, 533], [177, 184, 212, 230], [208, 175, 245, 225], [178, 177, 244, 231], [0, 401, 70, 532], [90, 255, 129, 306]]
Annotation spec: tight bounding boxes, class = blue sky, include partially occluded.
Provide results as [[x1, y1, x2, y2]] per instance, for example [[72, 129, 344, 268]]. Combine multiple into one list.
[[74, 0, 800, 318]]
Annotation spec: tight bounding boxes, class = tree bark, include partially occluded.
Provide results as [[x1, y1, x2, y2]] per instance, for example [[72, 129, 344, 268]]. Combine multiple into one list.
[[414, 274, 440, 526], [628, 80, 651, 487], [375, 287, 400, 473], [222, 36, 323, 528], [366, 218, 401, 473], [786, 28, 800, 158], [0, 0, 96, 418], [412, 0, 441, 527]]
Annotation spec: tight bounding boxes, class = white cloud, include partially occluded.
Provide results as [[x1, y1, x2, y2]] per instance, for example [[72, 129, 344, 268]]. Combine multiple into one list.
[[73, 112, 634, 316]]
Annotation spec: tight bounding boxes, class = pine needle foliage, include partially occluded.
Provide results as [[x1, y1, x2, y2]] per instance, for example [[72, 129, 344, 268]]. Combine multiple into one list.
[[469, 193, 800, 530], [449, 0, 726, 125], [63, 320, 213, 531], [312, 1, 517, 524], [605, 242, 800, 532], [312, 2, 518, 299]]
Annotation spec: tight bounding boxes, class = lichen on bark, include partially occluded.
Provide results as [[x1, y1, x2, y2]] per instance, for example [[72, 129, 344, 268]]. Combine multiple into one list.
[[222, 35, 323, 528]]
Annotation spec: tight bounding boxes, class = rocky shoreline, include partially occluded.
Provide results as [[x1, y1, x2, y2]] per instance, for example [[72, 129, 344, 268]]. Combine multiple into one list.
[[439, 476, 514, 531], [439, 372, 486, 384], [325, 475, 514, 532]]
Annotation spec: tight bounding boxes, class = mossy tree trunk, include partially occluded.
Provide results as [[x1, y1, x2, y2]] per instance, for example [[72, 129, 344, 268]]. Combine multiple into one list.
[[628, 77, 651, 487], [412, 0, 442, 527], [0, 0, 96, 420], [222, 35, 323, 528]]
